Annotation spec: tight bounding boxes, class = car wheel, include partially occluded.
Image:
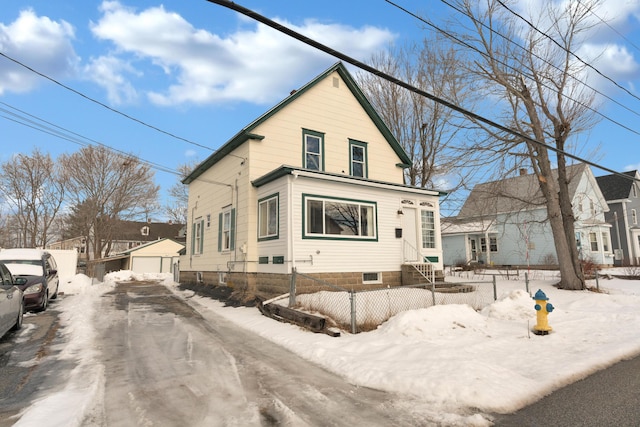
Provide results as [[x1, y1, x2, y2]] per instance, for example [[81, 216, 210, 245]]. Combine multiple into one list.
[[38, 292, 49, 312], [12, 302, 23, 331]]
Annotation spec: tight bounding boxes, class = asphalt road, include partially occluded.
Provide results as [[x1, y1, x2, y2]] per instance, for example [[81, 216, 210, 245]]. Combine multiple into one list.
[[0, 281, 440, 426], [493, 354, 640, 426], [0, 299, 72, 427]]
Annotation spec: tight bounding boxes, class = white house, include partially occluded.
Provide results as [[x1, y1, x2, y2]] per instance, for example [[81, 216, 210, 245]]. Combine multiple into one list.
[[180, 62, 445, 295], [442, 164, 614, 267]]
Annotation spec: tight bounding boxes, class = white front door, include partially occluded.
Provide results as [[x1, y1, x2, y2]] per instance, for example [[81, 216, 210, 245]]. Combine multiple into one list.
[[402, 207, 420, 261]]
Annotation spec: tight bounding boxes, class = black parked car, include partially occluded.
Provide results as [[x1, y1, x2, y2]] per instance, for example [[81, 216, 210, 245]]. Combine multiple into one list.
[[0, 249, 59, 312]]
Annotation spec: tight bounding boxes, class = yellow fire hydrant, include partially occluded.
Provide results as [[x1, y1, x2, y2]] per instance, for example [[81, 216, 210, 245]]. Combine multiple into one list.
[[533, 289, 554, 335]]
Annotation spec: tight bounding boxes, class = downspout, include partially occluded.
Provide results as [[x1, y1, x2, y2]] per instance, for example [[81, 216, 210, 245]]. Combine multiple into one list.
[[289, 172, 297, 273]]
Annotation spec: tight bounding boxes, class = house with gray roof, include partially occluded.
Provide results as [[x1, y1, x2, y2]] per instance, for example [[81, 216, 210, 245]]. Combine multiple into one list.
[[595, 170, 640, 265], [442, 163, 614, 267]]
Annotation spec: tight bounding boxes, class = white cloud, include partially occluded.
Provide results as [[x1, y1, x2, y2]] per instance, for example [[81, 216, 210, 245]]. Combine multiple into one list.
[[83, 55, 140, 105], [89, 1, 395, 106], [0, 9, 78, 95]]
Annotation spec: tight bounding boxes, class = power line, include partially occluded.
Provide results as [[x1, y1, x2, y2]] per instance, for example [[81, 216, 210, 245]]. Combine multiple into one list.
[[385, 0, 640, 137], [0, 102, 233, 188], [496, 0, 640, 104], [206, 0, 637, 183], [576, 0, 640, 54], [0, 51, 216, 151]]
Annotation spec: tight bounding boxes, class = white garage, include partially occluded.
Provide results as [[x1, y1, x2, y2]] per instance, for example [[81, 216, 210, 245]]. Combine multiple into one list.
[[121, 239, 185, 274]]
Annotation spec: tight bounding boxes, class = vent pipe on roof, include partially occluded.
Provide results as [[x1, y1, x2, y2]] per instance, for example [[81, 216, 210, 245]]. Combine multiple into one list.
[[519, 168, 527, 176]]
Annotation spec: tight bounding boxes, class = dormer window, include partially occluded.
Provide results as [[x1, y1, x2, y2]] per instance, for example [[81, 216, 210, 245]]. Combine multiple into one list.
[[633, 184, 638, 198], [141, 226, 150, 236]]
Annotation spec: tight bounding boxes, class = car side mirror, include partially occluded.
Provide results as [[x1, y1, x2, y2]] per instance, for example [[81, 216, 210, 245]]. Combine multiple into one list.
[[13, 277, 27, 286], [49, 269, 58, 275]]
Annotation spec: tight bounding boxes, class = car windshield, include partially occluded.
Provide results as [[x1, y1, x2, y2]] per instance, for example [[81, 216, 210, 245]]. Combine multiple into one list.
[[2, 260, 44, 277]]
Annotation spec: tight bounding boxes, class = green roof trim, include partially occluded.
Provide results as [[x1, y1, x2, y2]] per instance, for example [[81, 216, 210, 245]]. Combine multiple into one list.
[[182, 62, 412, 185], [251, 165, 447, 196]]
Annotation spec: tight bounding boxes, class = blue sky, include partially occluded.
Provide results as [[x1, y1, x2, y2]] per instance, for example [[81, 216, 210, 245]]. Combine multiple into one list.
[[1, 1, 640, 212]]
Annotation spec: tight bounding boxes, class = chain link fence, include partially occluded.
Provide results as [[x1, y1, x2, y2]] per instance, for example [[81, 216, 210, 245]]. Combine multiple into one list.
[[283, 269, 534, 334]]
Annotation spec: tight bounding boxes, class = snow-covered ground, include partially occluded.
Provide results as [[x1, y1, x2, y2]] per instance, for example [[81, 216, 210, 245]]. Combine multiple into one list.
[[11, 269, 640, 426]]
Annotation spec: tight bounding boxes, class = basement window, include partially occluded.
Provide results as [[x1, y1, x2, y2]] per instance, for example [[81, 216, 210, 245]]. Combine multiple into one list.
[[362, 272, 381, 284]]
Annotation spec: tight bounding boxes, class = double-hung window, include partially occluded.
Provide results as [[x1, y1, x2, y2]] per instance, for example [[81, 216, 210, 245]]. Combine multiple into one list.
[[480, 236, 498, 253], [303, 129, 324, 171], [589, 232, 598, 251], [218, 208, 235, 252], [258, 193, 279, 241], [192, 217, 204, 255], [304, 195, 376, 240], [349, 139, 368, 178], [601, 232, 610, 252]]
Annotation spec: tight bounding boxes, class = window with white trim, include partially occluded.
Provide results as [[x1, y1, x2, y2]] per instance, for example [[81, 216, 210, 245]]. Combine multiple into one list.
[[421, 210, 436, 249], [218, 209, 235, 252], [192, 218, 204, 255], [601, 232, 610, 252], [303, 129, 324, 171], [589, 232, 598, 251], [633, 209, 638, 225], [258, 193, 279, 240], [362, 272, 381, 284], [304, 195, 376, 239], [480, 236, 498, 253]]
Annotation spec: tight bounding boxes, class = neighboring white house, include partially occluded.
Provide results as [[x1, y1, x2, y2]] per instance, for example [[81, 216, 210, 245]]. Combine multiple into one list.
[[596, 170, 640, 266], [442, 164, 614, 267], [180, 62, 445, 295]]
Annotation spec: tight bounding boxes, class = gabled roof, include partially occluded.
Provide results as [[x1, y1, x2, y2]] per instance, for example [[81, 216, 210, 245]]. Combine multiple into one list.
[[183, 62, 411, 185], [117, 238, 185, 255], [114, 220, 186, 242], [457, 163, 591, 220], [595, 170, 638, 201]]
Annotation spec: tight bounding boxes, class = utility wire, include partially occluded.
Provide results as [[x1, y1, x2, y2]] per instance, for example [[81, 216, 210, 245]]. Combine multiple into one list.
[[434, 0, 640, 121], [0, 102, 233, 187], [385, 0, 640, 137], [207, 0, 636, 183], [0, 51, 216, 151], [576, 0, 640, 54], [496, 0, 640, 104]]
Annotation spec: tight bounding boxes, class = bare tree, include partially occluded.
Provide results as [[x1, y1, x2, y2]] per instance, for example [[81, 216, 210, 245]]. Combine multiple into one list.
[[0, 149, 65, 248], [60, 145, 160, 259], [439, 0, 602, 289], [165, 161, 196, 225], [357, 38, 472, 192]]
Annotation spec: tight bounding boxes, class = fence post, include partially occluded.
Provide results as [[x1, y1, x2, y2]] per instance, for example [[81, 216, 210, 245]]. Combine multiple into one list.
[[525, 272, 529, 295], [493, 275, 497, 301], [595, 270, 600, 292], [289, 268, 297, 307], [350, 290, 357, 334], [431, 282, 436, 306]]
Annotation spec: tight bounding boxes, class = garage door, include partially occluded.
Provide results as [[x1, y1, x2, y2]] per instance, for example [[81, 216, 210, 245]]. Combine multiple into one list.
[[131, 257, 162, 274]]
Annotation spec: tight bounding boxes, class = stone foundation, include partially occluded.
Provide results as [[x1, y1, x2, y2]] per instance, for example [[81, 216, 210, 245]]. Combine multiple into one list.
[[180, 269, 406, 299]]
